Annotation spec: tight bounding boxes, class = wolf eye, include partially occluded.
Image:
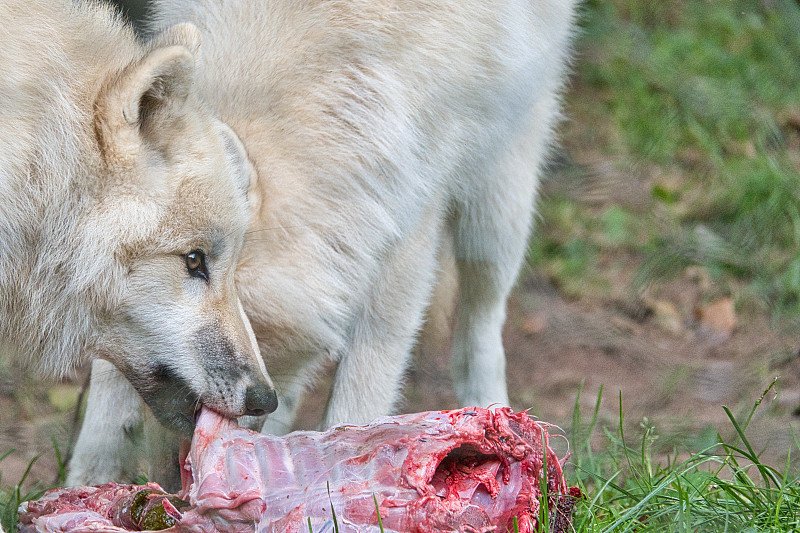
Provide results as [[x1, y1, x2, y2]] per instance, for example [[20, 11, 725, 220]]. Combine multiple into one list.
[[184, 250, 209, 282]]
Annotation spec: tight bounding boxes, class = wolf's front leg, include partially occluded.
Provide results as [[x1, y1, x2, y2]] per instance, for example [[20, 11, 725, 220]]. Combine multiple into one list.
[[323, 219, 441, 427], [324, 333, 412, 427], [67, 359, 144, 487]]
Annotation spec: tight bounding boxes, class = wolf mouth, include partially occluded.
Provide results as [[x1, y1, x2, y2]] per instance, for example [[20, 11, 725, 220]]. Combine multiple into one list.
[[139, 365, 201, 437]]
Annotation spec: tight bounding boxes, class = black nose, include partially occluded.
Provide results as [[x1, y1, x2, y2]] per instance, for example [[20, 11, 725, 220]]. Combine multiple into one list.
[[244, 383, 278, 416]]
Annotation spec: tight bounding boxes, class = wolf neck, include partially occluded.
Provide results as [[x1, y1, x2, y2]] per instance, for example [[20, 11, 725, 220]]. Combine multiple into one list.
[[0, 0, 141, 376]]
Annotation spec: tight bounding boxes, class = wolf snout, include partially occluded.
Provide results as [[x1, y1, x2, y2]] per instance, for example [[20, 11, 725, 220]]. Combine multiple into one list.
[[244, 382, 278, 416]]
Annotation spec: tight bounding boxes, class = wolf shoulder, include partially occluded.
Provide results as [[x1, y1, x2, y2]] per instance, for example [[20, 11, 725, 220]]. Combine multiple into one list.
[[151, 0, 580, 123]]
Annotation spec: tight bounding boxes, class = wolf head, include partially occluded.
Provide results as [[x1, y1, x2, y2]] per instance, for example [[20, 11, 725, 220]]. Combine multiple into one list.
[[84, 24, 276, 435]]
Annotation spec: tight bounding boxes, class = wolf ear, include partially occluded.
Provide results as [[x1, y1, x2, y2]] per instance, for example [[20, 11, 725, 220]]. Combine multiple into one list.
[[216, 121, 256, 198], [96, 25, 201, 165], [119, 45, 194, 127], [147, 23, 201, 53]]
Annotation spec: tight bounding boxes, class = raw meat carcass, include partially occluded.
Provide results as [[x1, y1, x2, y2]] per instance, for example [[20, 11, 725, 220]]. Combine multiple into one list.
[[19, 407, 580, 533]]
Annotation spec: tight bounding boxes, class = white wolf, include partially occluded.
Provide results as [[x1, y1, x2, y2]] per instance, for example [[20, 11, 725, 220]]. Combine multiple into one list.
[[69, 0, 579, 488], [0, 0, 280, 482]]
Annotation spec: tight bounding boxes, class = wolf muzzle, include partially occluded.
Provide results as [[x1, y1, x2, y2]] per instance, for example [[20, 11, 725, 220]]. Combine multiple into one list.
[[244, 382, 278, 417]]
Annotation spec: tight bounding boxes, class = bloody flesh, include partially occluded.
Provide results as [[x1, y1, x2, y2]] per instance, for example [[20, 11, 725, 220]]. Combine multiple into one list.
[[19, 407, 579, 533]]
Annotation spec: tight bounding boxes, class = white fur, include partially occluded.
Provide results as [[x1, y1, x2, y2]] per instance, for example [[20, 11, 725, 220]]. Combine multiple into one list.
[[71, 0, 579, 487], [0, 0, 276, 489]]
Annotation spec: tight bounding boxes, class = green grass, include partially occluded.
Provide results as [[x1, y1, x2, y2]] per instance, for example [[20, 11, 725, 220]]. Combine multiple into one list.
[[0, 439, 65, 533], [531, 0, 800, 321], [568, 381, 800, 532]]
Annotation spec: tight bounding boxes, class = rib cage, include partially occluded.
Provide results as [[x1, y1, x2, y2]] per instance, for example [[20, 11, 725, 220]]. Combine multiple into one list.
[[20, 408, 577, 533]]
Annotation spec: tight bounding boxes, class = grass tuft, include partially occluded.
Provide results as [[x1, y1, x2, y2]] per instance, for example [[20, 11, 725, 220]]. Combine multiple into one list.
[[567, 380, 800, 532], [0, 440, 66, 533], [1, 454, 42, 533]]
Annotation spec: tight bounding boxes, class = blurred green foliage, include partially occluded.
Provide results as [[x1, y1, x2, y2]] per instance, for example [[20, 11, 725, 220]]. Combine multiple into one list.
[[532, 0, 800, 321]]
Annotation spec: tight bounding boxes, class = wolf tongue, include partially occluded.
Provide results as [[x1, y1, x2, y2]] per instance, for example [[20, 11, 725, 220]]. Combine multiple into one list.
[[180, 407, 240, 497], [178, 439, 192, 496]]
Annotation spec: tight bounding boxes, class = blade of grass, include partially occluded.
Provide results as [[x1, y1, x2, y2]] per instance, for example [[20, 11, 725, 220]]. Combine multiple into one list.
[[372, 494, 384, 532], [326, 482, 339, 533], [722, 406, 781, 489], [539, 433, 550, 532], [51, 437, 65, 486], [741, 378, 778, 433]]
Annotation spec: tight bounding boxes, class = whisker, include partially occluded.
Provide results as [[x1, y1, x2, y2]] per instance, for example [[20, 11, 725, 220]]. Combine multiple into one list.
[[245, 223, 316, 236], [219, 220, 256, 241]]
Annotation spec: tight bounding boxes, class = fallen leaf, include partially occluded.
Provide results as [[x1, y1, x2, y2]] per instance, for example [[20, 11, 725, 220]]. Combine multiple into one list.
[[521, 313, 548, 336], [694, 297, 737, 343], [650, 299, 683, 335]]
